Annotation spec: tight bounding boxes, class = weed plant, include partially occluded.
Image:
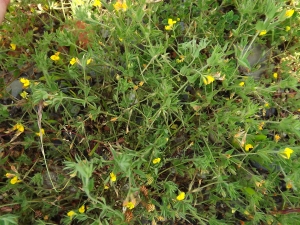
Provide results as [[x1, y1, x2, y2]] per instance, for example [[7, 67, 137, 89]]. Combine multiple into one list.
[[1, 0, 300, 224]]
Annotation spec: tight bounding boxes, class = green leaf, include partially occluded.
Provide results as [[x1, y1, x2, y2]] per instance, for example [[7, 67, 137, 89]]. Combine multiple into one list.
[[0, 214, 18, 225]]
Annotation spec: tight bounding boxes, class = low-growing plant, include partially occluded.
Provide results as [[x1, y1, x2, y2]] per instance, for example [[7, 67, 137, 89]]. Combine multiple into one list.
[[1, 0, 300, 224]]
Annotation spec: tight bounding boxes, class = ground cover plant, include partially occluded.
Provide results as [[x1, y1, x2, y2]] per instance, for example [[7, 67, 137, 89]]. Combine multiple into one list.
[[1, 0, 300, 224]]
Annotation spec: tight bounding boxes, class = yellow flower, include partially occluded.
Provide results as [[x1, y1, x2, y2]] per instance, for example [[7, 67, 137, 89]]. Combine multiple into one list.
[[176, 55, 185, 63], [35, 129, 45, 137], [152, 158, 161, 164], [5, 173, 15, 178], [93, 0, 102, 7], [113, 1, 128, 11], [203, 75, 215, 85], [285, 9, 294, 18], [20, 78, 30, 88], [13, 123, 24, 133], [74, 0, 84, 5], [70, 58, 77, 65], [165, 18, 177, 31], [280, 148, 294, 159], [104, 185, 109, 189], [273, 72, 278, 79], [264, 103, 269, 108], [67, 210, 76, 218], [110, 172, 117, 182], [10, 176, 21, 184], [285, 26, 291, 32], [286, 181, 293, 189], [50, 52, 60, 61], [78, 205, 85, 213], [239, 82, 245, 87], [245, 144, 253, 151], [176, 191, 185, 201], [259, 30, 267, 36], [87, 58, 92, 65], [20, 91, 29, 99], [258, 122, 265, 130], [10, 43, 16, 50], [125, 202, 135, 210], [274, 134, 280, 143]]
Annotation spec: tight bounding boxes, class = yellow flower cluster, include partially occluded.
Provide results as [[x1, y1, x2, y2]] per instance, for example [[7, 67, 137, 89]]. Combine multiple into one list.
[[165, 18, 177, 31], [50, 52, 60, 61], [125, 202, 135, 210], [113, 0, 128, 11], [35, 128, 45, 137], [20, 91, 29, 99], [5, 173, 21, 184], [176, 55, 185, 63], [69, 58, 92, 65], [13, 123, 25, 133], [67, 204, 85, 219], [20, 78, 30, 88], [274, 134, 280, 143], [258, 122, 265, 131]]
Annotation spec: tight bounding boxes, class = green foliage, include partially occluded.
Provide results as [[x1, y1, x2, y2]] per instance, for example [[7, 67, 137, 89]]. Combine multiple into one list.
[[1, 0, 300, 224]]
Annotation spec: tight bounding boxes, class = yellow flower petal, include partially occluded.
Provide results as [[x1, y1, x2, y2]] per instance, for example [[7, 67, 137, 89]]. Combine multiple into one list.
[[176, 191, 185, 201], [10, 43, 16, 50], [239, 82, 245, 87], [70, 58, 77, 65], [50, 55, 60, 61], [203, 75, 215, 85], [245, 144, 253, 151], [126, 202, 135, 210], [87, 58, 92, 65], [10, 176, 21, 184], [13, 123, 24, 133], [93, 0, 102, 7], [78, 205, 85, 213], [20, 78, 30, 88], [113, 1, 128, 11], [274, 134, 280, 143], [110, 172, 117, 182], [165, 25, 172, 30], [5, 173, 15, 178], [285, 9, 294, 18], [35, 129, 45, 137], [20, 91, 29, 99], [67, 210, 76, 218], [280, 148, 294, 159], [259, 30, 267, 36], [152, 158, 161, 164]]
